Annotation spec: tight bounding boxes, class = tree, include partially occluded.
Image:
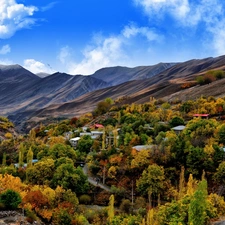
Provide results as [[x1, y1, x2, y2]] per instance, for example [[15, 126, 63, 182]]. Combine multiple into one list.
[[51, 163, 78, 190], [108, 195, 115, 223], [188, 180, 208, 225], [27, 147, 33, 168], [169, 116, 185, 127], [94, 101, 111, 115], [2, 152, 6, 166], [213, 161, 225, 185], [0, 189, 21, 209], [136, 164, 165, 207], [49, 143, 77, 162], [178, 166, 185, 200], [183, 118, 218, 147], [105, 97, 114, 105], [53, 209, 72, 225], [218, 124, 225, 145], [18, 143, 25, 168], [131, 150, 150, 170], [23, 190, 49, 210], [76, 135, 93, 153], [51, 164, 89, 193], [26, 158, 55, 185]]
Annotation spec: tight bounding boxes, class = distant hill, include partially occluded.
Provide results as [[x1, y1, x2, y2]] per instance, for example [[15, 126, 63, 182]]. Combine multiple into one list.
[[92, 63, 176, 85], [1, 55, 225, 131]]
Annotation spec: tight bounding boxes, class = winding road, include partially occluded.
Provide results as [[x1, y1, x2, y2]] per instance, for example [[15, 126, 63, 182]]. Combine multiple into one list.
[[82, 164, 111, 192]]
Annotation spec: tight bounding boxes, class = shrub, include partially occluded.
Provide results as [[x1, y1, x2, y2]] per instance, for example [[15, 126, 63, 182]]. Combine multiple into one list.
[[0, 189, 22, 209], [214, 70, 225, 79], [79, 194, 92, 205]]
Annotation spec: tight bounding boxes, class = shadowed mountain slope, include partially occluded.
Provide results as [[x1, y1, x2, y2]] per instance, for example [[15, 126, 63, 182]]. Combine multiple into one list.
[[27, 55, 225, 121], [2, 55, 225, 130], [92, 63, 176, 85]]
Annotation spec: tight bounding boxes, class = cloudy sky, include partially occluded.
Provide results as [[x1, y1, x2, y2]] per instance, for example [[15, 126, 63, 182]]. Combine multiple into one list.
[[0, 0, 225, 75]]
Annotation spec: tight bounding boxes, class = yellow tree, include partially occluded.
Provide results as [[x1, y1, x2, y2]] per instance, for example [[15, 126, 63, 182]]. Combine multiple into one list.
[[108, 195, 115, 223]]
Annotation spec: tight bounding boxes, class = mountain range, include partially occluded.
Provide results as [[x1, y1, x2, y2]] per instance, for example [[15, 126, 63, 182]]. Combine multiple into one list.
[[1, 55, 225, 131]]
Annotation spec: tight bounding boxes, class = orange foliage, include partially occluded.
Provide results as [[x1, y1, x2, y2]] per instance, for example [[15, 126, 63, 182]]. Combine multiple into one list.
[[38, 209, 53, 222], [58, 201, 75, 214], [23, 190, 49, 210], [181, 82, 196, 89], [109, 155, 122, 165], [131, 148, 137, 156], [99, 159, 108, 166]]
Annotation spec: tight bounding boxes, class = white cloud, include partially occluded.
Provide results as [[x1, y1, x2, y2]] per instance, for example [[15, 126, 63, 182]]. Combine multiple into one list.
[[59, 25, 162, 75], [134, 0, 190, 20], [58, 46, 71, 64], [0, 44, 10, 54], [122, 24, 162, 41], [0, 0, 38, 39], [209, 22, 225, 56], [41, 2, 58, 12], [134, 0, 225, 55], [23, 59, 55, 74], [67, 36, 125, 75]]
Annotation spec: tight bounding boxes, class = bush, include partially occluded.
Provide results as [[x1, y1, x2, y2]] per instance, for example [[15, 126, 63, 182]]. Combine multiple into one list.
[[79, 194, 92, 205], [0, 189, 22, 209], [214, 70, 225, 79], [119, 199, 132, 214]]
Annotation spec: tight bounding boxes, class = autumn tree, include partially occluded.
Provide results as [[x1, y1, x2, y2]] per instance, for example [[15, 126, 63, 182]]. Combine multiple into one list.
[[136, 164, 165, 208], [108, 195, 115, 223], [23, 190, 49, 210]]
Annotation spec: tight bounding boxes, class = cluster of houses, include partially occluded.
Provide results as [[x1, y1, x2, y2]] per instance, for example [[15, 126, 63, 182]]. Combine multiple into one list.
[[68, 123, 118, 148], [67, 114, 212, 151]]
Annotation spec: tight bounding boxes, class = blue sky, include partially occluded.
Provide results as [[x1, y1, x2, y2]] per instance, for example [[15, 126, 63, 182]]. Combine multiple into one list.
[[0, 0, 225, 75]]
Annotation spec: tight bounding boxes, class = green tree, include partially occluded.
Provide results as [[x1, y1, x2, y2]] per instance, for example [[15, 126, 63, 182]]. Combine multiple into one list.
[[218, 124, 225, 145], [27, 147, 33, 168], [188, 180, 208, 225], [76, 135, 93, 153], [49, 143, 77, 162], [2, 152, 6, 166], [26, 158, 55, 185], [105, 97, 114, 105], [136, 164, 165, 207], [0, 189, 21, 209], [51, 164, 89, 193], [94, 101, 111, 115], [18, 143, 25, 168], [213, 161, 225, 185], [53, 209, 72, 225], [169, 116, 185, 127]]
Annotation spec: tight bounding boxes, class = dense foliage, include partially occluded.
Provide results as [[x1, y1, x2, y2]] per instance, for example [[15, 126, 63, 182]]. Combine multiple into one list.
[[0, 95, 225, 224]]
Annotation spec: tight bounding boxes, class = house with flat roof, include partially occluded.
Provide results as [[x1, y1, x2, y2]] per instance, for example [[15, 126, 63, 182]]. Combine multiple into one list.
[[132, 145, 153, 151], [172, 125, 186, 134], [70, 137, 81, 147]]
